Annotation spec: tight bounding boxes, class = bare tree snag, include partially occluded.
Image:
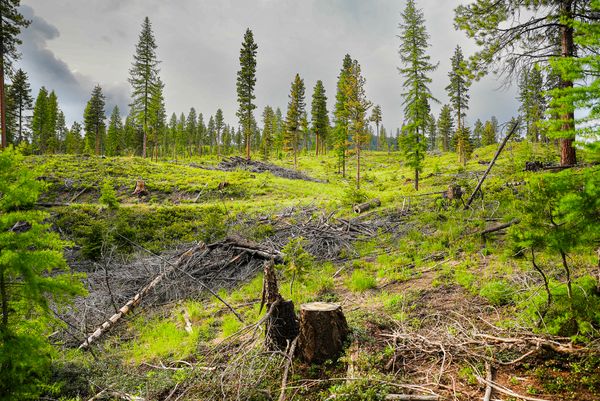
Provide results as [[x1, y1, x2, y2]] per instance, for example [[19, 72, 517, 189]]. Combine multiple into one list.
[[465, 119, 520, 209], [132, 180, 148, 196], [353, 198, 381, 214], [297, 302, 349, 363], [262, 261, 299, 351]]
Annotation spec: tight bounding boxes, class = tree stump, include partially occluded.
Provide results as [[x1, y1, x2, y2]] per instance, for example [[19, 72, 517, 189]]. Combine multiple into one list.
[[262, 261, 299, 351], [132, 180, 148, 196], [297, 302, 349, 363], [353, 198, 381, 214]]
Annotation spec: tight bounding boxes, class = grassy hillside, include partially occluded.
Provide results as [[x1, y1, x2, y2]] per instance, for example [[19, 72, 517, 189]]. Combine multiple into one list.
[[34, 143, 600, 400]]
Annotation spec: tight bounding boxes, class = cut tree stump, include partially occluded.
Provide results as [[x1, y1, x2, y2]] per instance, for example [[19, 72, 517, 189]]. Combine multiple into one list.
[[353, 198, 381, 214], [132, 180, 148, 196], [297, 302, 349, 363]]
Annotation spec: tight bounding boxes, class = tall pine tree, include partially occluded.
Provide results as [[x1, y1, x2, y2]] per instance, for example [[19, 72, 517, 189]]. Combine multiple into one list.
[[398, 0, 437, 190], [128, 17, 160, 158], [334, 54, 353, 176], [236, 28, 258, 160], [6, 69, 32, 145], [106, 106, 124, 156], [284, 74, 305, 169], [311, 80, 329, 156], [83, 85, 106, 155]]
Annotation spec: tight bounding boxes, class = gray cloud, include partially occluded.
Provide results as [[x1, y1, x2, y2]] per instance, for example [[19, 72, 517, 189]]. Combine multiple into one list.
[[18, 0, 519, 132]]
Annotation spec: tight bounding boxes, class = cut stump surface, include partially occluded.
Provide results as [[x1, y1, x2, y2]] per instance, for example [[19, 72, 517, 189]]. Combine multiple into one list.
[[298, 302, 349, 363]]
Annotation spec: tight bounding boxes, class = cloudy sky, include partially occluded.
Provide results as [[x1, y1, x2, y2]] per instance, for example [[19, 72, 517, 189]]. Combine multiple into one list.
[[17, 0, 519, 133]]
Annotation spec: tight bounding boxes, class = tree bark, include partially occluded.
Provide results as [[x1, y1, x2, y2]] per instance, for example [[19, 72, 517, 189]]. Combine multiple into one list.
[[559, 0, 577, 166], [297, 302, 349, 363], [353, 198, 381, 214], [0, 9, 6, 149]]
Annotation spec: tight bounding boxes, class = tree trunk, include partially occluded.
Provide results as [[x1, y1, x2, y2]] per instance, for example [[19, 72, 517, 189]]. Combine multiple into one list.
[[297, 302, 349, 363], [353, 198, 381, 214], [0, 12, 6, 150], [559, 0, 577, 166]]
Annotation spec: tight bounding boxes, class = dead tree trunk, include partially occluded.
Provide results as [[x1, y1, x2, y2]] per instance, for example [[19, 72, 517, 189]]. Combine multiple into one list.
[[262, 261, 299, 351], [353, 198, 381, 214], [297, 302, 349, 363], [132, 180, 148, 196]]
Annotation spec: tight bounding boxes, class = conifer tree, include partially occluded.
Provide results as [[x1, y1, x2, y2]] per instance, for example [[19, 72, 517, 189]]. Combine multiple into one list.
[[472, 118, 483, 148], [65, 121, 83, 154], [482, 120, 497, 146], [455, 0, 598, 165], [437, 105, 453, 152], [426, 113, 436, 151], [83, 85, 106, 155], [519, 64, 546, 143], [398, 0, 437, 190], [343, 59, 371, 189], [0, 149, 85, 398], [207, 115, 216, 155], [453, 126, 473, 165], [274, 107, 284, 158], [197, 113, 206, 156], [446, 45, 470, 132], [129, 17, 161, 158], [215, 108, 224, 156], [45, 91, 59, 153], [31, 87, 48, 154], [334, 54, 353, 176], [311, 80, 329, 156], [123, 112, 138, 155], [185, 108, 197, 157], [56, 110, 67, 153], [168, 113, 177, 157], [106, 106, 124, 156], [176, 112, 185, 157], [148, 77, 166, 159], [284, 74, 305, 168], [236, 28, 258, 160], [262, 105, 275, 160], [370, 104, 382, 151], [222, 125, 232, 155], [6, 69, 32, 145], [0, 1, 29, 148]]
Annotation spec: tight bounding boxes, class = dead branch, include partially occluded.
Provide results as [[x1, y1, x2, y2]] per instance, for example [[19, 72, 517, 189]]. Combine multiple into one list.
[[465, 118, 520, 208], [478, 219, 520, 236], [385, 396, 439, 401]]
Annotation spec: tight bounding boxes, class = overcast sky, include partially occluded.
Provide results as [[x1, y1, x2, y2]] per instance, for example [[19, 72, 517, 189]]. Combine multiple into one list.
[[17, 0, 519, 133]]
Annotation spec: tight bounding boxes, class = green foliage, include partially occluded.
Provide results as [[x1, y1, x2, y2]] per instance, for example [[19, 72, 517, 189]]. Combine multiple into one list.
[[128, 318, 200, 363], [284, 73, 306, 167], [327, 378, 390, 401], [236, 28, 258, 159], [311, 80, 329, 155], [99, 180, 119, 209], [0, 149, 85, 399], [279, 237, 314, 294], [347, 269, 377, 292], [83, 85, 106, 155], [342, 185, 368, 206], [479, 280, 514, 306], [220, 314, 243, 338]]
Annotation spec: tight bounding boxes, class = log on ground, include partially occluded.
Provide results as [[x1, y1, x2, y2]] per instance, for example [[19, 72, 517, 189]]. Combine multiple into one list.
[[353, 198, 381, 214], [297, 302, 349, 363]]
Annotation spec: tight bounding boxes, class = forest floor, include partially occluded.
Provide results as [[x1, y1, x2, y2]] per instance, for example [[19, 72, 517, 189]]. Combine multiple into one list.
[[33, 142, 600, 401]]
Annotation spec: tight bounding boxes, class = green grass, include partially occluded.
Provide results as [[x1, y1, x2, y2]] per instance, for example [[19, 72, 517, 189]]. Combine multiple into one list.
[[347, 269, 377, 292]]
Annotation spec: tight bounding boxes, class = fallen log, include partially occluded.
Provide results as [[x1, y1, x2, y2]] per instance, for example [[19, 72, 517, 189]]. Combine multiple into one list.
[[465, 118, 520, 209], [79, 243, 208, 349], [297, 302, 349, 363], [385, 395, 439, 401], [353, 198, 381, 214], [479, 219, 520, 236]]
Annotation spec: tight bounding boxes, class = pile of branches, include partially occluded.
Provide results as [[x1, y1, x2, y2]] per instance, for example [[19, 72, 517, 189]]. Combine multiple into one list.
[[383, 311, 595, 400], [259, 207, 410, 261], [200, 156, 326, 183], [58, 236, 283, 348]]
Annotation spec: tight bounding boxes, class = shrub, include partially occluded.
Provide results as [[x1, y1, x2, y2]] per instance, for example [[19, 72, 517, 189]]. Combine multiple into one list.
[[99, 180, 119, 209]]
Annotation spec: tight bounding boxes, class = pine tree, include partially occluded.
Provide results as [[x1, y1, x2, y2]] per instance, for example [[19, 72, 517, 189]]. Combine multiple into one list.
[[370, 104, 382, 151], [168, 113, 177, 157], [334, 54, 353, 176], [261, 105, 275, 160], [453, 126, 473, 165], [236, 28, 258, 160], [455, 0, 597, 165], [274, 107, 284, 158], [311, 80, 329, 156], [0, 1, 30, 148], [482, 120, 497, 146], [197, 113, 206, 156], [31, 87, 48, 154], [343, 59, 371, 189], [83, 85, 106, 155], [446, 45, 470, 132], [123, 112, 138, 155], [284, 74, 306, 169], [128, 17, 161, 158], [0, 149, 85, 398], [106, 106, 124, 156], [222, 125, 232, 155], [45, 91, 59, 153], [185, 108, 197, 157], [398, 0, 437, 190], [65, 121, 83, 154], [215, 108, 224, 156], [437, 105, 453, 152], [6, 69, 32, 145], [56, 110, 67, 153], [147, 77, 166, 159], [519, 64, 546, 143], [472, 118, 484, 148], [426, 113, 436, 151], [207, 115, 216, 155]]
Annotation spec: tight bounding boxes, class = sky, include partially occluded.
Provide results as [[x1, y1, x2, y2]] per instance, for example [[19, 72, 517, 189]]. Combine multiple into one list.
[[17, 0, 520, 134]]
